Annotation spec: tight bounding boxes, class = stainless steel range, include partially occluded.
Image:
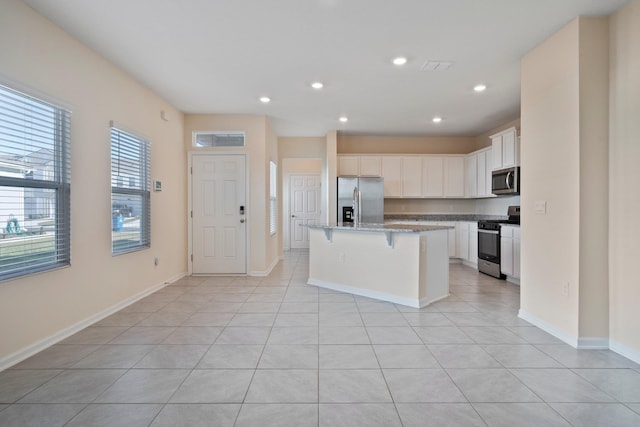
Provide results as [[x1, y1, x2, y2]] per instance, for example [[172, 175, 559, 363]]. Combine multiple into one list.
[[478, 206, 520, 279]]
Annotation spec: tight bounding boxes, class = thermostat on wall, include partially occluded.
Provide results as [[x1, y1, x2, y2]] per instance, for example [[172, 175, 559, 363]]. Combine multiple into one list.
[[154, 180, 162, 192]]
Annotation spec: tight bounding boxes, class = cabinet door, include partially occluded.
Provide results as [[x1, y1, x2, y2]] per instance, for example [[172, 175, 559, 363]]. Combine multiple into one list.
[[456, 222, 470, 260], [476, 151, 487, 196], [485, 150, 494, 196], [422, 157, 444, 197], [492, 136, 503, 170], [338, 156, 359, 176], [402, 156, 422, 197], [469, 222, 478, 263], [465, 155, 477, 198], [502, 130, 517, 168], [359, 156, 382, 177], [444, 157, 465, 197], [381, 157, 402, 197]]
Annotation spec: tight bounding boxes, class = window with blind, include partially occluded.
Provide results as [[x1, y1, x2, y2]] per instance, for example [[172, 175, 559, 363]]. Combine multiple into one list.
[[270, 161, 277, 236], [110, 124, 150, 254], [0, 84, 71, 282]]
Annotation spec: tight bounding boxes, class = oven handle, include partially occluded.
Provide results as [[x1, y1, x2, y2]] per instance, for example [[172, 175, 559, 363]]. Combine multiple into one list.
[[478, 229, 499, 235]]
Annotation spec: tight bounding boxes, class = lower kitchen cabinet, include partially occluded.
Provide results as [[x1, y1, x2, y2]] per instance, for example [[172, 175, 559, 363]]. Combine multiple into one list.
[[500, 226, 520, 280], [456, 222, 478, 266]]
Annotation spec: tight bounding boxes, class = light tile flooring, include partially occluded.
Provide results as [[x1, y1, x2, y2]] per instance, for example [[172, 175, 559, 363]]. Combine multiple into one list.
[[1, 250, 640, 426]]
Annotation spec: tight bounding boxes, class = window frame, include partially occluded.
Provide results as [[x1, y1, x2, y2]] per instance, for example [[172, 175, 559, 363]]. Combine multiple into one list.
[[110, 123, 150, 255], [0, 83, 71, 282]]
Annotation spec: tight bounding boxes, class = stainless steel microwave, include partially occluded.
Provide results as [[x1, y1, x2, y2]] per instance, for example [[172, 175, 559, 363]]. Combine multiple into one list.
[[492, 166, 520, 195]]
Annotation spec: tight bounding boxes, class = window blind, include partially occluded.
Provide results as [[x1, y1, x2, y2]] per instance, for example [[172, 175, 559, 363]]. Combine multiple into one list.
[[0, 84, 71, 281], [110, 125, 150, 254]]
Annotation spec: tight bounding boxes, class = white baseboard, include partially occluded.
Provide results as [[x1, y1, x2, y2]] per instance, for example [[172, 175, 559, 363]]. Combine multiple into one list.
[[308, 278, 426, 308], [461, 260, 478, 269], [518, 309, 579, 348], [0, 271, 186, 372], [609, 339, 640, 365], [506, 276, 521, 285], [577, 337, 610, 350], [248, 257, 280, 277], [420, 293, 450, 307]]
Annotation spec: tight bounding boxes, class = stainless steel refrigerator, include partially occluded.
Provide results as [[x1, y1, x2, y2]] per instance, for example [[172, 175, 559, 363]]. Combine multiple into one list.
[[337, 176, 384, 224]]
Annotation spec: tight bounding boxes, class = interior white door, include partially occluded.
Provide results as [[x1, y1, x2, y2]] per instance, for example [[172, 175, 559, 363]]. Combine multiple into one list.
[[290, 174, 321, 249], [192, 154, 246, 274]]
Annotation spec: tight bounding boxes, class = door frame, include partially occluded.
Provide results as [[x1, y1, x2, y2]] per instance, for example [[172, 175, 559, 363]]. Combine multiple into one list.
[[187, 151, 250, 275]]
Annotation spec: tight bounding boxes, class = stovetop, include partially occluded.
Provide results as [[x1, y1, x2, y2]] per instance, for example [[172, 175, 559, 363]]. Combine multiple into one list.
[[479, 219, 520, 225]]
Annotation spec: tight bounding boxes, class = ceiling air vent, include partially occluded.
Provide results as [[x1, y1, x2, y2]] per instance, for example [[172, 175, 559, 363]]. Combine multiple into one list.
[[421, 60, 455, 71], [194, 131, 245, 147]]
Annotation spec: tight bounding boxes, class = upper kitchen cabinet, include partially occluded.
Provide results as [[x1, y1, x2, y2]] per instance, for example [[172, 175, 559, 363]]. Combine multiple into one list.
[[402, 156, 423, 197], [422, 157, 444, 197], [465, 147, 494, 198], [338, 155, 382, 176], [359, 156, 382, 176], [444, 156, 465, 197], [491, 127, 520, 170], [338, 156, 359, 176], [381, 156, 402, 197]]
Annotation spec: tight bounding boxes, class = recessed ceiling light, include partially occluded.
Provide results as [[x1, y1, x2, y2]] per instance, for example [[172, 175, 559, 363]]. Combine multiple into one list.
[[311, 82, 324, 89], [474, 84, 487, 92], [259, 96, 271, 103], [339, 116, 348, 123], [432, 116, 443, 123], [392, 57, 407, 66]]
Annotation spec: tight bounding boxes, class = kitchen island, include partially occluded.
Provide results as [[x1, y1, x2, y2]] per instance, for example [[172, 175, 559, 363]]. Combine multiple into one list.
[[307, 223, 451, 308]]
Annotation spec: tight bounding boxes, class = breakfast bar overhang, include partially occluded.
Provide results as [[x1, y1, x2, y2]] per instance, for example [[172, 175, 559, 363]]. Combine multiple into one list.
[[307, 223, 451, 308]]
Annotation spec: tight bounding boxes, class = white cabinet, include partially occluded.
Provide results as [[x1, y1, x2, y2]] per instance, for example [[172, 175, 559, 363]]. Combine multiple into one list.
[[456, 221, 478, 265], [500, 226, 520, 280], [338, 155, 381, 177], [402, 156, 423, 197], [476, 150, 488, 197], [465, 155, 477, 198], [359, 156, 382, 176], [381, 156, 402, 197], [491, 127, 519, 170], [469, 222, 478, 263], [444, 157, 465, 197], [422, 157, 444, 197], [338, 156, 359, 176]]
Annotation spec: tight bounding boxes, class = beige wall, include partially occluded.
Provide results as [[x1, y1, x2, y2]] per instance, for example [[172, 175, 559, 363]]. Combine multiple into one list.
[[609, 0, 640, 358], [338, 135, 477, 154], [520, 17, 611, 346], [577, 17, 609, 340], [521, 18, 582, 341], [183, 114, 277, 275], [0, 0, 187, 365]]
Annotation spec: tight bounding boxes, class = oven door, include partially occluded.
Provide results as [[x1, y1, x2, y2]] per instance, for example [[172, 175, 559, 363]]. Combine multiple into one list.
[[478, 228, 500, 263]]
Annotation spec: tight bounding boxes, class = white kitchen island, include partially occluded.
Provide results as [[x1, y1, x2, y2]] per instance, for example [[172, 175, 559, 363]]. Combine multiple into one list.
[[307, 223, 451, 308]]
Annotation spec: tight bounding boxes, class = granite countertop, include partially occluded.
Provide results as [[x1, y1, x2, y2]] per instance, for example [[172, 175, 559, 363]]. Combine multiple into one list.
[[384, 214, 508, 222], [307, 222, 452, 233]]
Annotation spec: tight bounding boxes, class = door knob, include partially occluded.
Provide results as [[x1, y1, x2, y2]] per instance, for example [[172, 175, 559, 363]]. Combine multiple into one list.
[[240, 218, 245, 223], [291, 214, 296, 218]]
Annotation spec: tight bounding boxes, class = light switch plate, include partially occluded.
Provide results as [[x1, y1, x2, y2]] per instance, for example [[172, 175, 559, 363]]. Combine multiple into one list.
[[534, 200, 547, 214]]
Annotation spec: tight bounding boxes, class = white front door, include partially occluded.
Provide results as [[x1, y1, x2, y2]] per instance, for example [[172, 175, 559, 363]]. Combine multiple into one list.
[[192, 154, 246, 274], [290, 174, 321, 249]]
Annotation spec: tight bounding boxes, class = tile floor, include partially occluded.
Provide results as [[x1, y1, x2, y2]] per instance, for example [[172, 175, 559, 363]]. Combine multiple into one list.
[[1, 250, 640, 426]]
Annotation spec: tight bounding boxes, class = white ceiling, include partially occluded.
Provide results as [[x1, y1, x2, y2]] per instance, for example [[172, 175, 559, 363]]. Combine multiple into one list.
[[24, 0, 628, 137]]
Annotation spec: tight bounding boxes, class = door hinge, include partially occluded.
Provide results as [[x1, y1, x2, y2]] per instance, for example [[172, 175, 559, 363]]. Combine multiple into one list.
[[190, 254, 193, 261], [190, 166, 193, 175], [190, 211, 193, 218]]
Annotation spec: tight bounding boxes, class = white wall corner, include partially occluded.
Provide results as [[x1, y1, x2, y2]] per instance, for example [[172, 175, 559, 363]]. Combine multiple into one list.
[[0, 271, 187, 371], [248, 256, 280, 277], [518, 309, 579, 348]]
